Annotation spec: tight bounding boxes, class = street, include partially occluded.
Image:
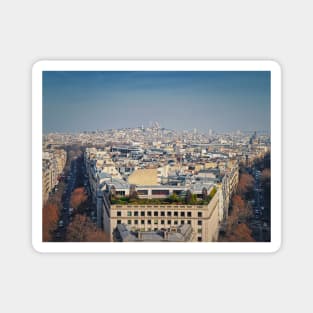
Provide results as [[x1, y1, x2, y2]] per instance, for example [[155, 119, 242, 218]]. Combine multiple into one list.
[[248, 167, 270, 241], [53, 153, 96, 241], [53, 158, 77, 241]]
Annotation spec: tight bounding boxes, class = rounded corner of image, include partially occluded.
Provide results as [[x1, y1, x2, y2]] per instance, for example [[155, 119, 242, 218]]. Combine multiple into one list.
[[267, 239, 282, 254], [268, 59, 282, 75], [32, 60, 47, 75], [31, 239, 45, 254]]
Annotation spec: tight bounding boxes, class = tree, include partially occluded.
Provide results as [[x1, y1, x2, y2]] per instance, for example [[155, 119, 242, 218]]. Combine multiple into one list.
[[232, 194, 251, 221], [223, 194, 252, 240], [208, 187, 217, 200], [42, 203, 59, 241], [261, 168, 271, 183], [261, 168, 271, 222], [66, 214, 109, 242], [169, 193, 179, 203], [86, 229, 109, 242], [237, 173, 254, 195], [228, 223, 255, 242], [185, 190, 197, 204], [70, 187, 88, 209]]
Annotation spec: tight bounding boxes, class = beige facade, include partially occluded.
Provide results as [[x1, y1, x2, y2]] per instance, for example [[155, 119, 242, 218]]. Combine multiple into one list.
[[220, 162, 239, 220], [103, 190, 221, 242], [54, 149, 67, 175], [42, 164, 51, 205], [42, 149, 67, 205]]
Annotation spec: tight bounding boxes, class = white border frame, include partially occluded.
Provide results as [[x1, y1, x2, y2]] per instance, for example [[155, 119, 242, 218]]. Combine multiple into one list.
[[32, 60, 281, 253]]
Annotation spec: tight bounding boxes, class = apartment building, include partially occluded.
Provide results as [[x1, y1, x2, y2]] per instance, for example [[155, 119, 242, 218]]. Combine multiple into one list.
[[42, 149, 67, 205], [103, 188, 221, 242], [85, 146, 239, 241], [220, 162, 239, 220]]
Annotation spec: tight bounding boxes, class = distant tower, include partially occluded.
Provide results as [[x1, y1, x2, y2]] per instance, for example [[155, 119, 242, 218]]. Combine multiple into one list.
[[193, 128, 197, 134], [209, 129, 213, 136]]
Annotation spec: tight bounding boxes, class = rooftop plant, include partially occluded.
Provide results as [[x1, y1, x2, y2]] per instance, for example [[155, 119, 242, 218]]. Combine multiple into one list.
[[110, 187, 217, 205]]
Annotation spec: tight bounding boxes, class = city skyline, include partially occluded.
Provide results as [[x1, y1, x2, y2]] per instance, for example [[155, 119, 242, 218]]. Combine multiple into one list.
[[43, 71, 271, 133]]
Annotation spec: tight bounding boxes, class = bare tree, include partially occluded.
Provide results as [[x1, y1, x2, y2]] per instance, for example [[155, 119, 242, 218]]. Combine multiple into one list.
[[66, 214, 109, 242], [70, 187, 88, 209], [42, 203, 59, 241]]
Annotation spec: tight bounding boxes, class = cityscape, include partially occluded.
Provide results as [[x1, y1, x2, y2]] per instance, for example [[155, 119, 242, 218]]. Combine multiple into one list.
[[42, 71, 271, 243]]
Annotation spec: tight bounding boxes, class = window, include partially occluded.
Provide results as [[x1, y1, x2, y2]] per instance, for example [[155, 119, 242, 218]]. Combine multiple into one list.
[[141, 211, 145, 217], [198, 220, 202, 226], [187, 212, 192, 217], [148, 220, 151, 225], [116, 190, 125, 196], [168, 220, 171, 225], [180, 212, 185, 217], [141, 220, 145, 225], [173, 190, 182, 196], [134, 220, 138, 225], [174, 220, 178, 225], [154, 220, 158, 225], [152, 189, 170, 195], [198, 212, 202, 218], [174, 211, 178, 217], [167, 211, 172, 217], [181, 220, 185, 225], [154, 211, 158, 217], [197, 229, 202, 233], [197, 237, 202, 242], [154, 228, 158, 231], [147, 211, 152, 217], [161, 211, 165, 216], [187, 220, 191, 225], [134, 211, 139, 217], [127, 220, 131, 225], [117, 211, 122, 217], [127, 211, 131, 217], [161, 220, 165, 225], [117, 220, 121, 224], [137, 189, 148, 195]]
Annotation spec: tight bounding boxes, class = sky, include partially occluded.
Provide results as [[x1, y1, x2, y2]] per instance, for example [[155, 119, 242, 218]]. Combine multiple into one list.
[[42, 71, 270, 133]]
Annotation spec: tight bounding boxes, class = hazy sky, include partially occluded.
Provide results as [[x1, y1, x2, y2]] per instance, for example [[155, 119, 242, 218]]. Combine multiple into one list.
[[43, 71, 270, 133]]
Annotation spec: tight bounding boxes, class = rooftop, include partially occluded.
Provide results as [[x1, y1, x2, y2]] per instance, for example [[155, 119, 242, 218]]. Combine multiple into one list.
[[110, 187, 217, 205], [114, 224, 193, 242]]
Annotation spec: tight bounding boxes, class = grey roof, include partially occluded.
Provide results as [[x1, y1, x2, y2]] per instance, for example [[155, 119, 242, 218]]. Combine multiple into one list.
[[115, 224, 139, 241], [190, 183, 213, 193], [114, 224, 193, 242], [140, 232, 164, 241], [99, 172, 112, 179], [109, 178, 129, 189]]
